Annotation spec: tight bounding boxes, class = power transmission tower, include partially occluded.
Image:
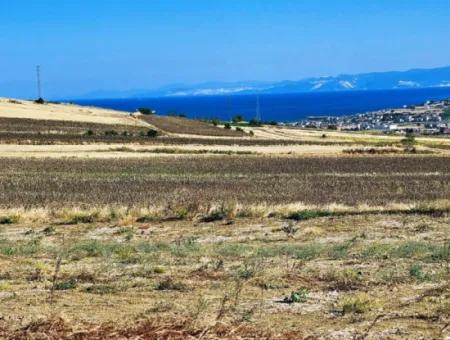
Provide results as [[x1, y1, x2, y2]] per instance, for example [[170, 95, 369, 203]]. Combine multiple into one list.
[[36, 65, 42, 99], [255, 95, 261, 121]]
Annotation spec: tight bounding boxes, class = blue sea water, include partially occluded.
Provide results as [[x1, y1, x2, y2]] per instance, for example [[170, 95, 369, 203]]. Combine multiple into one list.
[[73, 87, 450, 122]]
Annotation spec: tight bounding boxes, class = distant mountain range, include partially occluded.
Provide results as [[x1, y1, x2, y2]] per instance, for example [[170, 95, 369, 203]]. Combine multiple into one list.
[[78, 66, 450, 99]]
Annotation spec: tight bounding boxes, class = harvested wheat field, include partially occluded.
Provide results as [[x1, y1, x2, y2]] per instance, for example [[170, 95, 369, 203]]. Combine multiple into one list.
[[0, 98, 149, 127], [0, 101, 449, 339]]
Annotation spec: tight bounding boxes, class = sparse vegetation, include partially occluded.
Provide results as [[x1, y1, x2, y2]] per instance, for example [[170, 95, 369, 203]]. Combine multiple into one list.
[[0, 103, 449, 338], [137, 107, 154, 115]]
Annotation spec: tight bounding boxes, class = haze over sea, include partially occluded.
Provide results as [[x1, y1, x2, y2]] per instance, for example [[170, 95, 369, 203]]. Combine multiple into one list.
[[73, 87, 450, 123]]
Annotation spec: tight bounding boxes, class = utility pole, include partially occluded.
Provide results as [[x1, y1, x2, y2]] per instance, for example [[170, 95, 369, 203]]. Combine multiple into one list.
[[256, 95, 261, 121], [36, 65, 42, 99]]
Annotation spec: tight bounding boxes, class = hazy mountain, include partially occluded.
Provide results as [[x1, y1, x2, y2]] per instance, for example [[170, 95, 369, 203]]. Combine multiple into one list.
[[76, 66, 450, 99]]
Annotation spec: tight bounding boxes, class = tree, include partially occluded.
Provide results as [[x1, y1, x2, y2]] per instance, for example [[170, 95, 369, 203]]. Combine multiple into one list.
[[138, 107, 154, 115], [224, 123, 231, 129], [232, 115, 244, 124], [249, 118, 262, 127], [401, 132, 416, 146], [146, 129, 158, 137]]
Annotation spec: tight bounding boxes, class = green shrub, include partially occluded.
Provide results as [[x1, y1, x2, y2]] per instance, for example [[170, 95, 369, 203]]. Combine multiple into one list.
[[409, 263, 430, 281], [146, 129, 158, 137], [138, 107, 154, 115], [283, 288, 309, 303], [224, 123, 231, 129], [0, 215, 20, 225], [401, 133, 416, 146], [55, 279, 77, 290], [104, 130, 118, 136], [249, 118, 261, 127]]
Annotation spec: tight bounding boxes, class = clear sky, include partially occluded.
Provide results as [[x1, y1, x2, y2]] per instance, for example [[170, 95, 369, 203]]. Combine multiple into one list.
[[1, 0, 450, 98]]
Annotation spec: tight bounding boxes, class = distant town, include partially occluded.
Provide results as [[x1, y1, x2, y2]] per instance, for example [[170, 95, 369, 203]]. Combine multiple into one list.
[[292, 99, 450, 135]]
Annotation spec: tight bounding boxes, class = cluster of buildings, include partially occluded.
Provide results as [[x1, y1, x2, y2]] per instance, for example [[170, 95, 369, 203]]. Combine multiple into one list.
[[294, 100, 450, 135]]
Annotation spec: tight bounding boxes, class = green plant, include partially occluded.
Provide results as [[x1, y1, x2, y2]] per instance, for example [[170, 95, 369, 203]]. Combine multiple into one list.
[[224, 123, 231, 129], [55, 279, 77, 290], [249, 118, 261, 126], [153, 266, 165, 274], [283, 288, 309, 303], [138, 107, 154, 115], [0, 215, 20, 225], [146, 129, 158, 137], [104, 130, 118, 136], [401, 133, 416, 146], [232, 115, 244, 124], [409, 263, 430, 281]]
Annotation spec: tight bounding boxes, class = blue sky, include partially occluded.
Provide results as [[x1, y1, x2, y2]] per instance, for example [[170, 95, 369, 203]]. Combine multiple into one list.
[[1, 0, 450, 98]]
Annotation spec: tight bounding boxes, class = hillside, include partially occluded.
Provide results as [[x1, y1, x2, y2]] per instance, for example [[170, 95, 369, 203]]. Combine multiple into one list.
[[0, 98, 243, 138], [76, 66, 450, 98]]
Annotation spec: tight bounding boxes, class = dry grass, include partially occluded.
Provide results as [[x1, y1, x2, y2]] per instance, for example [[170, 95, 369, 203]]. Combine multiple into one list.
[[0, 98, 148, 126], [0, 213, 448, 338], [0, 104, 449, 337], [0, 155, 448, 207]]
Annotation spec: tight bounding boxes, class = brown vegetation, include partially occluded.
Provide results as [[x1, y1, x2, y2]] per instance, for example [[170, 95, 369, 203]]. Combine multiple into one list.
[[139, 114, 246, 136], [0, 156, 448, 208]]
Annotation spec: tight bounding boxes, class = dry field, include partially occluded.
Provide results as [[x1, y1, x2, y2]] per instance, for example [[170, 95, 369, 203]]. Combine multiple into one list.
[[0, 98, 148, 127], [139, 114, 245, 137], [0, 100, 449, 338], [0, 155, 448, 208]]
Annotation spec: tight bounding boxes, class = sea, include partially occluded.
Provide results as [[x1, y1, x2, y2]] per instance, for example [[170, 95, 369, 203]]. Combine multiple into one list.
[[73, 87, 450, 123]]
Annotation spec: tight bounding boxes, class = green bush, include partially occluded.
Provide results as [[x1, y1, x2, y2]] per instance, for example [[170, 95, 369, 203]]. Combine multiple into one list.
[[138, 107, 154, 115], [146, 129, 158, 138], [0, 215, 20, 225], [283, 288, 309, 303], [55, 279, 77, 290]]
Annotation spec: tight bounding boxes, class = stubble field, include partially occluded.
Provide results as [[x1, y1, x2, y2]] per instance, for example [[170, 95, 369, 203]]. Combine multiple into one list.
[[0, 101, 449, 338]]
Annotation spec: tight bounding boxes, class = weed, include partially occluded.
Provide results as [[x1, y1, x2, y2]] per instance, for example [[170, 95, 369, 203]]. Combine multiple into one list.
[[55, 279, 77, 290], [336, 294, 373, 315], [153, 266, 166, 274], [155, 277, 188, 291], [216, 243, 254, 258], [0, 215, 20, 225], [409, 264, 431, 281], [281, 222, 298, 238], [283, 288, 309, 303]]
